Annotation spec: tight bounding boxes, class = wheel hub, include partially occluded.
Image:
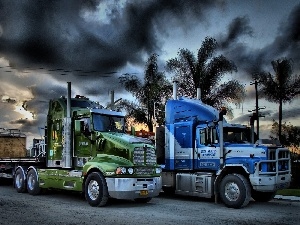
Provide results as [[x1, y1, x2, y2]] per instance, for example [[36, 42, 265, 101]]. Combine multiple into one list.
[[88, 180, 99, 201], [224, 182, 240, 201], [15, 174, 22, 188], [27, 174, 35, 190]]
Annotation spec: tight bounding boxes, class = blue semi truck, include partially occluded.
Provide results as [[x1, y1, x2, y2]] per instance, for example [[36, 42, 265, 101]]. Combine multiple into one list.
[[156, 83, 291, 208]]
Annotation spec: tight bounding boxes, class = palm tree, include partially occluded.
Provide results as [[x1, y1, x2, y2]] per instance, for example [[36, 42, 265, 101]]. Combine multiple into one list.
[[119, 54, 172, 132], [166, 36, 245, 113], [255, 58, 300, 142]]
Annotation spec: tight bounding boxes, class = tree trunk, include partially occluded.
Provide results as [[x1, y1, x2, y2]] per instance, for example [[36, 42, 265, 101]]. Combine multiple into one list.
[[147, 121, 153, 133], [279, 100, 282, 143]]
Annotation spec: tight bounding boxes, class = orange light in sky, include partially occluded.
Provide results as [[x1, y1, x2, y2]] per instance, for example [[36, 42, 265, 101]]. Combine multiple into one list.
[[14, 105, 34, 120]]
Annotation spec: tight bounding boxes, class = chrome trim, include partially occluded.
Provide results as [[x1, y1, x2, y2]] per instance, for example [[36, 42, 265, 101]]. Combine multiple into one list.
[[106, 177, 162, 200]]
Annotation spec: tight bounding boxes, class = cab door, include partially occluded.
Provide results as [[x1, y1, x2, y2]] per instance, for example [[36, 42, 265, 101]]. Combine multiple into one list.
[[74, 117, 92, 157], [174, 122, 193, 170], [194, 126, 220, 170]]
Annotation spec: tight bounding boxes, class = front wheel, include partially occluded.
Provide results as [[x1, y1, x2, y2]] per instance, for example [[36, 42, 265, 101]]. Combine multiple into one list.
[[85, 172, 109, 207], [27, 169, 41, 195], [252, 190, 276, 202], [219, 173, 251, 209], [15, 168, 27, 193]]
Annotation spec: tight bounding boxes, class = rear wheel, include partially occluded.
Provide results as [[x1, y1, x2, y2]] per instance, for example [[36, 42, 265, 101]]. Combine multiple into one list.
[[252, 190, 276, 202], [27, 169, 41, 195], [85, 172, 109, 207], [15, 168, 27, 193], [220, 173, 251, 208]]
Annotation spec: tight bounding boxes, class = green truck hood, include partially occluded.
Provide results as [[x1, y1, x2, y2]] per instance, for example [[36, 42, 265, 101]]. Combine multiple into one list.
[[83, 153, 133, 175], [83, 132, 154, 176], [101, 132, 153, 146]]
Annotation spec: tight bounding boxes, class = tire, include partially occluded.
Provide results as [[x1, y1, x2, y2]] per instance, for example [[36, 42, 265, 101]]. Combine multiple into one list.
[[27, 169, 41, 195], [134, 197, 152, 203], [252, 190, 276, 202], [219, 173, 251, 209], [14, 168, 27, 193], [85, 172, 109, 207]]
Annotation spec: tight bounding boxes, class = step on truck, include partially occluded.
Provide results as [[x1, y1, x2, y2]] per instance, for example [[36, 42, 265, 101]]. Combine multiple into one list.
[[0, 82, 162, 207], [156, 82, 291, 208]]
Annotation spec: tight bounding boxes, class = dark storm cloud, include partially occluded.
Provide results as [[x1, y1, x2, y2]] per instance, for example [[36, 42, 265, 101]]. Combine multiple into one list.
[[0, 0, 227, 138], [9, 114, 47, 135], [218, 19, 264, 75], [220, 16, 253, 49], [27, 84, 67, 100], [215, 4, 300, 132], [0, 0, 225, 106], [231, 105, 300, 125], [0, 0, 114, 71], [270, 107, 300, 122], [221, 3, 300, 76], [272, 3, 300, 69], [0, 0, 223, 73]]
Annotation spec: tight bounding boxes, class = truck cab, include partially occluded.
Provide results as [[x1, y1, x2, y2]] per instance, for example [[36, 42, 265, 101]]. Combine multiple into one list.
[[159, 96, 291, 208], [13, 83, 162, 207]]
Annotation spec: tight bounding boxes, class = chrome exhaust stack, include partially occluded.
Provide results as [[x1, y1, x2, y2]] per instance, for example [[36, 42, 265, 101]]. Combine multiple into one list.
[[62, 82, 72, 168], [173, 81, 178, 100]]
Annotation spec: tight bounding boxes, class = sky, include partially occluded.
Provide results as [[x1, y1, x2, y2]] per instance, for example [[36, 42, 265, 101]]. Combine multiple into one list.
[[0, 0, 300, 147]]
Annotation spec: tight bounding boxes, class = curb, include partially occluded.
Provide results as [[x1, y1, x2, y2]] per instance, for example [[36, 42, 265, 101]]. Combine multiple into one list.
[[274, 195, 300, 201]]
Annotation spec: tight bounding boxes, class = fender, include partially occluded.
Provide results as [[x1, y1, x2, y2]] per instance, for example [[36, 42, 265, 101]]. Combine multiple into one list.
[[27, 166, 39, 181], [216, 164, 250, 176], [83, 153, 133, 176], [214, 164, 250, 203], [15, 166, 27, 181]]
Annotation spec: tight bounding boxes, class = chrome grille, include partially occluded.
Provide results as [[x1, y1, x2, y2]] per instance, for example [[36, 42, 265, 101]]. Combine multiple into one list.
[[268, 148, 290, 173], [135, 167, 154, 175], [133, 146, 156, 166], [257, 148, 290, 175]]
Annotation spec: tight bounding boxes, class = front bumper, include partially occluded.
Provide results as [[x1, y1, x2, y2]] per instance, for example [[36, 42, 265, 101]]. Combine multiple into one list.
[[250, 174, 291, 191], [106, 176, 162, 200], [250, 147, 291, 192]]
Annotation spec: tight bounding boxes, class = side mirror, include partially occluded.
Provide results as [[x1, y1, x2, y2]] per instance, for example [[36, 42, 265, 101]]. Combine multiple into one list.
[[219, 107, 227, 121]]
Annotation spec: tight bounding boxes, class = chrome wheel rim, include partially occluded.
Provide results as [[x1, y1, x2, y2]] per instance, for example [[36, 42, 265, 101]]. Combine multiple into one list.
[[27, 174, 35, 190], [224, 182, 240, 201], [15, 173, 23, 189], [87, 180, 99, 201]]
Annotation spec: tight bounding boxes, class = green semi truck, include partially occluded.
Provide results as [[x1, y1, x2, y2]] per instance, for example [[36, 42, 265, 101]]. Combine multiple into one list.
[[0, 82, 162, 207]]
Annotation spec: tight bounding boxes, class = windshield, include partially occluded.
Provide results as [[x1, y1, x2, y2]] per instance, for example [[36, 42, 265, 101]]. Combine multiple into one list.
[[223, 127, 250, 143], [92, 113, 125, 132]]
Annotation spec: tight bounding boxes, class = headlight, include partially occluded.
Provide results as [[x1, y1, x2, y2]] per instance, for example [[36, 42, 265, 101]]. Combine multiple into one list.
[[155, 167, 162, 174], [116, 167, 134, 175], [116, 167, 126, 174], [128, 168, 134, 174]]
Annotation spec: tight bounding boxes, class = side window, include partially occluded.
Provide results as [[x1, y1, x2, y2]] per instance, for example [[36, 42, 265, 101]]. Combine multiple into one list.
[[200, 129, 206, 145], [52, 123, 56, 140], [80, 118, 91, 135], [199, 127, 218, 145], [211, 128, 218, 143], [51, 120, 60, 140]]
